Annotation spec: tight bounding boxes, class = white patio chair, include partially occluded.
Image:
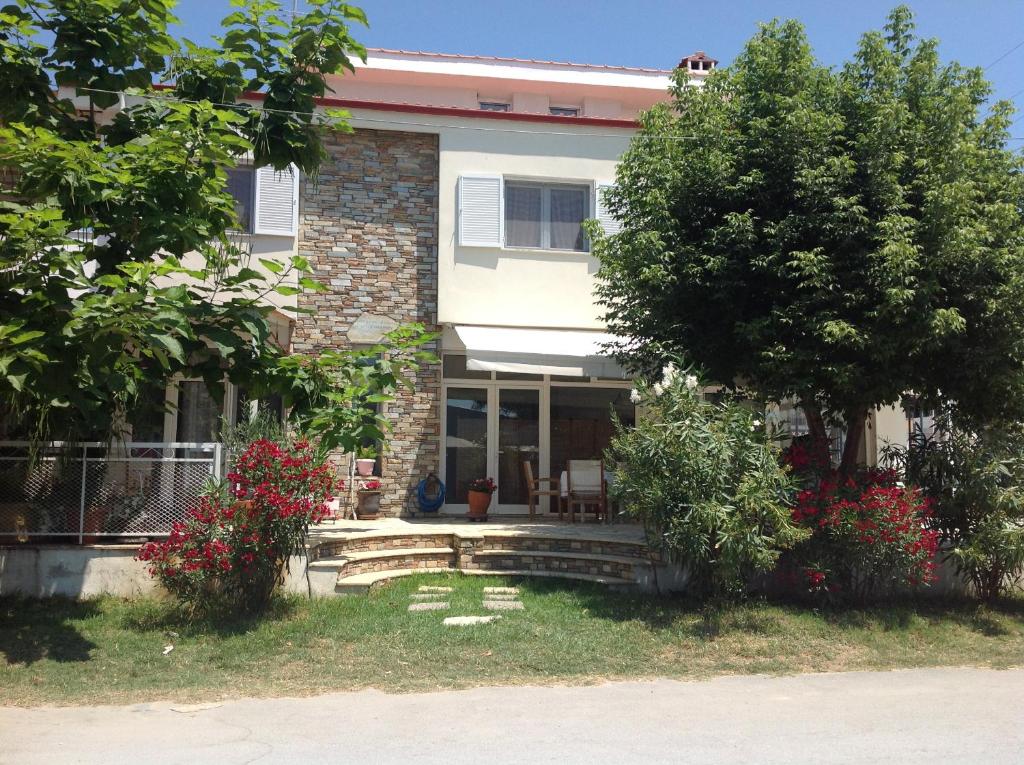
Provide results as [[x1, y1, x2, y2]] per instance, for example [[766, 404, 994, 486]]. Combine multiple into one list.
[[565, 459, 607, 523]]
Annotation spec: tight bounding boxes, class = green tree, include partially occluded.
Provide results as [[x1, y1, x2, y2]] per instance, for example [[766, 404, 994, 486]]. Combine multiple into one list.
[[592, 6, 1024, 474], [0, 0, 367, 443]]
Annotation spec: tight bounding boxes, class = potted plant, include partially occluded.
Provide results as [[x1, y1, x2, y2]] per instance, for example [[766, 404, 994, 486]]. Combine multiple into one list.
[[355, 446, 377, 477], [356, 479, 383, 520], [466, 477, 496, 522]]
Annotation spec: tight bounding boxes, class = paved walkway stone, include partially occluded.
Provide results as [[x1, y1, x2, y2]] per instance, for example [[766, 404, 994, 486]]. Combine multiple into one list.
[[482, 593, 518, 601], [408, 602, 449, 612], [419, 586, 454, 593], [409, 593, 445, 601], [483, 587, 519, 594], [483, 600, 524, 611], [443, 615, 501, 626]]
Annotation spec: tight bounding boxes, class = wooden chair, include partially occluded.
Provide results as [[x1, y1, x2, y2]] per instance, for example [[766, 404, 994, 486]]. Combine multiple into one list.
[[522, 461, 562, 520], [566, 459, 607, 523]]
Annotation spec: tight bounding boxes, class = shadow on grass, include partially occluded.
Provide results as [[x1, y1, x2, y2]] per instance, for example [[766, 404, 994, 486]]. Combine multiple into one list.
[[770, 591, 1024, 638], [513, 577, 694, 630], [513, 577, 1024, 642], [0, 596, 99, 665], [121, 595, 300, 638]]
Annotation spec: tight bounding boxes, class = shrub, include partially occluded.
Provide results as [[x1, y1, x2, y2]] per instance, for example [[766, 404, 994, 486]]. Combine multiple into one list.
[[138, 439, 333, 614], [607, 365, 804, 601], [787, 461, 939, 602], [886, 418, 1024, 601]]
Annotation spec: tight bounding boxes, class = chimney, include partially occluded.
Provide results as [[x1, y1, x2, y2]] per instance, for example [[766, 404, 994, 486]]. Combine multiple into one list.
[[677, 51, 717, 74]]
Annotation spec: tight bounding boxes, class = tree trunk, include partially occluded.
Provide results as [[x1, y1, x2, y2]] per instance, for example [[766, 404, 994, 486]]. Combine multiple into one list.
[[838, 410, 867, 478], [801, 400, 829, 447]]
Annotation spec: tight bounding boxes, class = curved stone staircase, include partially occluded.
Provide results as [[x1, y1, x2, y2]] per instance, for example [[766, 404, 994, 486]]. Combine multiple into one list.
[[304, 529, 661, 595]]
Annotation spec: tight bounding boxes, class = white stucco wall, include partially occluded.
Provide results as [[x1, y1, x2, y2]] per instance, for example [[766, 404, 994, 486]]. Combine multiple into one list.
[[0, 546, 159, 598], [875, 405, 909, 457], [437, 121, 633, 330], [164, 234, 298, 317], [339, 108, 635, 332]]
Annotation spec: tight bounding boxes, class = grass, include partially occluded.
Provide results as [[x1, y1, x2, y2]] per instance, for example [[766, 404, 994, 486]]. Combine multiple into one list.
[[2, 573, 1023, 707]]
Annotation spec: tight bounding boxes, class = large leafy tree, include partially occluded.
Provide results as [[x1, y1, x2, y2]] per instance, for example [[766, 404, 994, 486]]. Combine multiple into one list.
[[0, 0, 367, 442], [593, 6, 1024, 474]]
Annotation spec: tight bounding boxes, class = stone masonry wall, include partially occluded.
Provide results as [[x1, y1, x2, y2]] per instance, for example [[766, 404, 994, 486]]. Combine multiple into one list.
[[293, 129, 440, 516]]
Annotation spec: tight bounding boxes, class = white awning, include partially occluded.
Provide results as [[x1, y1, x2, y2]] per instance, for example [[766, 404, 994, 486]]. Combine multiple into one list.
[[453, 325, 627, 378]]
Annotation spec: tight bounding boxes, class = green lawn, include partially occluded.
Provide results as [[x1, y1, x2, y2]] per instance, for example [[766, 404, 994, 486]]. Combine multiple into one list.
[[2, 573, 1023, 707]]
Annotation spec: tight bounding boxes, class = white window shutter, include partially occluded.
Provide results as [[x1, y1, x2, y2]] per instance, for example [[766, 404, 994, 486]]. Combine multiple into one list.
[[595, 183, 621, 236], [458, 174, 503, 247], [253, 164, 299, 236]]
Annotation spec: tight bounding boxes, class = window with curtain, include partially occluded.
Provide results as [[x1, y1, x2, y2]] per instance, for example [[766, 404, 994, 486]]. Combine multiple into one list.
[[176, 381, 222, 443], [504, 181, 589, 251], [226, 166, 255, 233], [505, 184, 542, 248]]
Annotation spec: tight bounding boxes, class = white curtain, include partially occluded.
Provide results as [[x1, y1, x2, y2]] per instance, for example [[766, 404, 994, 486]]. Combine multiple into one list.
[[176, 382, 220, 443], [504, 184, 542, 247], [550, 187, 587, 250]]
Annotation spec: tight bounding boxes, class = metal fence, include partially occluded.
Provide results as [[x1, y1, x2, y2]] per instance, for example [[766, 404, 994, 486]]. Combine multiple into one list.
[[0, 441, 222, 542]]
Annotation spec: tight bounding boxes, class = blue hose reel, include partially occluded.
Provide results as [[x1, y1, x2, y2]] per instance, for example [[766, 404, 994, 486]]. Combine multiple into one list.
[[416, 473, 446, 514]]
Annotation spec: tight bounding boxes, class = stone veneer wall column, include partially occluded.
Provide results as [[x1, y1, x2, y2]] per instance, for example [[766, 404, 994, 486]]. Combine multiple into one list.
[[293, 129, 440, 516]]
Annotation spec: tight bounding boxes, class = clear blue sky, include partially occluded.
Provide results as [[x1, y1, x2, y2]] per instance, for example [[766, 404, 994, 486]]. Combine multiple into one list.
[[170, 0, 1024, 131]]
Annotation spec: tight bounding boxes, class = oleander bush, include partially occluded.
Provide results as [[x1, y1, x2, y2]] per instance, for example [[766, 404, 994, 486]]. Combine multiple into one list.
[[886, 418, 1024, 601], [138, 438, 333, 614], [607, 365, 804, 601], [786, 459, 939, 602]]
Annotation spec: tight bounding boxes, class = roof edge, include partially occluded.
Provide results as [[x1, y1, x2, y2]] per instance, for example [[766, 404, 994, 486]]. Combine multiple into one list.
[[364, 47, 674, 75]]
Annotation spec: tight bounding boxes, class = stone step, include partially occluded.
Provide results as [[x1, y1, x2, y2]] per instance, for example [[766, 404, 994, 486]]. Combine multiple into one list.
[[471, 532, 647, 557], [472, 549, 653, 567], [312, 533, 456, 558], [334, 566, 638, 595], [335, 568, 430, 594], [460, 568, 637, 588], [471, 549, 648, 582], [309, 547, 455, 571]]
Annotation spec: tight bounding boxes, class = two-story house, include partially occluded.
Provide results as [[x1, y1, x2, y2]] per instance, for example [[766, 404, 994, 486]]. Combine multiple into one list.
[[278, 49, 725, 516], [128, 47, 915, 517]]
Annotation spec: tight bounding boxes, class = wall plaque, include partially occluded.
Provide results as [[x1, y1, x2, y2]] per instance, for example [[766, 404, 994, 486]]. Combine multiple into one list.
[[347, 313, 399, 344]]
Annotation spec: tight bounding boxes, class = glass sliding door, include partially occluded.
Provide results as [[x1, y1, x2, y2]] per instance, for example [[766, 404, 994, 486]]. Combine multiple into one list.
[[440, 378, 634, 516], [444, 387, 488, 504], [497, 388, 540, 508]]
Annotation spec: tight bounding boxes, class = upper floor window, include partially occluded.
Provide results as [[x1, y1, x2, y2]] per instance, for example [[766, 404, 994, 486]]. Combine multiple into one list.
[[505, 181, 589, 252], [479, 101, 510, 112], [549, 106, 579, 117], [226, 166, 255, 233]]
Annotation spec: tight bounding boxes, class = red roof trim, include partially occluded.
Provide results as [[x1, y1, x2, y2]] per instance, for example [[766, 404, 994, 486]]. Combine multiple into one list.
[[262, 91, 639, 129], [153, 84, 640, 129]]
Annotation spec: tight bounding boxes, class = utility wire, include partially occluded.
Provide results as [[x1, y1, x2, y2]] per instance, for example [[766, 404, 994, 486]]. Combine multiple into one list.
[[984, 38, 1024, 70]]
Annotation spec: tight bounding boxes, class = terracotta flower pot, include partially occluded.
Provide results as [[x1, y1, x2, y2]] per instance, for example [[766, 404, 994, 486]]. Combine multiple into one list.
[[355, 459, 376, 477], [356, 491, 382, 520], [81, 506, 108, 545], [467, 489, 492, 522]]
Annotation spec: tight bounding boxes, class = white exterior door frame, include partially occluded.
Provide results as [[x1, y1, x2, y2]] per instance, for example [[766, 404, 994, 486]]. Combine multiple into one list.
[[439, 376, 632, 516]]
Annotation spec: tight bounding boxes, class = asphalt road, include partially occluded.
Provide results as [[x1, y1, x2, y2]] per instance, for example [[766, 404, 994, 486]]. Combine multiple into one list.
[[1, 668, 1022, 764]]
